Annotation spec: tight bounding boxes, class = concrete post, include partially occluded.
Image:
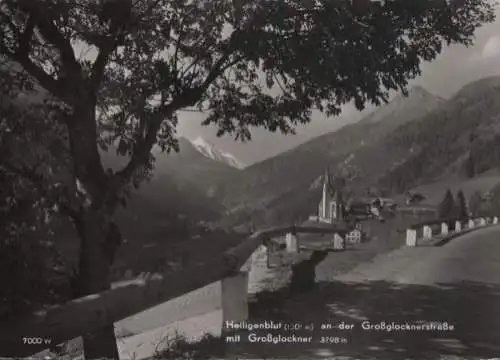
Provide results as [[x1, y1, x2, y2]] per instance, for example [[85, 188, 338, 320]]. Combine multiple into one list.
[[478, 217, 486, 226], [455, 221, 462, 232], [422, 225, 432, 240], [468, 219, 475, 228], [124, 269, 134, 280], [441, 222, 448, 235], [250, 245, 267, 272], [247, 245, 268, 295], [494, 216, 499, 224], [221, 271, 249, 325], [332, 233, 345, 250], [266, 242, 273, 268], [406, 229, 417, 247], [285, 232, 298, 253]]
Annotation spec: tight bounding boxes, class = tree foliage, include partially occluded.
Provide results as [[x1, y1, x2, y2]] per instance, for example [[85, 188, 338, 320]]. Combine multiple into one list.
[[455, 189, 469, 218], [0, 68, 74, 320], [481, 181, 500, 216], [469, 190, 487, 216], [438, 189, 455, 219]]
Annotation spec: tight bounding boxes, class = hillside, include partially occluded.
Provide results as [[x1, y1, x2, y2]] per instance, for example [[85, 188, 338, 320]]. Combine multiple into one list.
[[115, 173, 225, 238], [218, 77, 500, 228], [378, 76, 500, 193], [152, 137, 239, 197], [215, 86, 444, 227], [101, 137, 237, 227], [360, 86, 446, 124], [397, 171, 500, 207]]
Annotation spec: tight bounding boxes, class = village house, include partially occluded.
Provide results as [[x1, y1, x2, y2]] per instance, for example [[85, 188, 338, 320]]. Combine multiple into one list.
[[346, 227, 363, 244]]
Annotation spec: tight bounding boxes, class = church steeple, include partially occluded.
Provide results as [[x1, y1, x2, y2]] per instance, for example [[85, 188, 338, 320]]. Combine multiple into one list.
[[323, 167, 335, 196], [324, 167, 331, 187], [318, 167, 347, 224], [321, 168, 329, 219]]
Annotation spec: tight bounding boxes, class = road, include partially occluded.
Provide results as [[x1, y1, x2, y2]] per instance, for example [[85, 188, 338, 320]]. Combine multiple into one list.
[[229, 225, 500, 360]]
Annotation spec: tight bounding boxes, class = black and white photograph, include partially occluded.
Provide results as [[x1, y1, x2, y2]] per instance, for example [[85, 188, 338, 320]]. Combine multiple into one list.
[[1, 0, 500, 359]]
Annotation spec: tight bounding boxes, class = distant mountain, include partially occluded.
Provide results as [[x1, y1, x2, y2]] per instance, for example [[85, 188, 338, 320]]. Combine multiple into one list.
[[190, 136, 245, 169], [361, 86, 445, 124], [214, 85, 444, 227], [101, 136, 242, 230], [378, 76, 500, 193], [452, 76, 500, 100], [153, 137, 240, 196]]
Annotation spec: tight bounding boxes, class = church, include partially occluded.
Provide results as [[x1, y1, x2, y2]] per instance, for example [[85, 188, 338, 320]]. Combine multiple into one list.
[[309, 168, 367, 244], [317, 169, 346, 224]]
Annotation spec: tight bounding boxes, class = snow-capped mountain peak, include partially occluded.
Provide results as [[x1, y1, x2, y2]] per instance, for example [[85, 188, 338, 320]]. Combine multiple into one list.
[[191, 136, 245, 169]]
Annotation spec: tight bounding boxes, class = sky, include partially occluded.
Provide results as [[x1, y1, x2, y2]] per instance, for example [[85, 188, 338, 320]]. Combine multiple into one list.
[[176, 5, 500, 166]]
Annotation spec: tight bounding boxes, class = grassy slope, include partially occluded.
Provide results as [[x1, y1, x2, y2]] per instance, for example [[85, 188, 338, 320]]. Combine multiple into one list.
[[401, 171, 500, 207]]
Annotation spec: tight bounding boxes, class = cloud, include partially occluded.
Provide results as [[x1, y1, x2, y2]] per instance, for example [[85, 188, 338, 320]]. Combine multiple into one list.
[[482, 35, 500, 59]]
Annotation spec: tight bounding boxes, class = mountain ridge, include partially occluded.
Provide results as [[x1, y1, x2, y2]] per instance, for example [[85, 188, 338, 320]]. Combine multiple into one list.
[[360, 85, 446, 124], [376, 76, 500, 194], [189, 136, 245, 169]]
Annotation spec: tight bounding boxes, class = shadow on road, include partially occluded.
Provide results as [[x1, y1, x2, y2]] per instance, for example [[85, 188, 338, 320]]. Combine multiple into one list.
[[234, 280, 500, 359]]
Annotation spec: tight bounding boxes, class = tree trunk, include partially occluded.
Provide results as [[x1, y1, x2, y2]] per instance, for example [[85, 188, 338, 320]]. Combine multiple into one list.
[[74, 210, 120, 360], [62, 89, 122, 359]]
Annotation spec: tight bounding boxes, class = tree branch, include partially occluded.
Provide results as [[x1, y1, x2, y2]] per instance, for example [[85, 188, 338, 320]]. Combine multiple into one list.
[[119, 54, 236, 180], [5, 50, 63, 99], [173, 29, 183, 70], [108, 19, 248, 190], [113, 31, 245, 185], [90, 38, 121, 91], [0, 2, 78, 100], [18, 15, 35, 56], [0, 13, 63, 98], [91, 0, 166, 91], [18, 0, 81, 74]]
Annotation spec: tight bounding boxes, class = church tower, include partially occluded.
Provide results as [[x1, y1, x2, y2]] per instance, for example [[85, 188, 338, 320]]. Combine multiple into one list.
[[321, 168, 330, 219], [317, 167, 346, 224]]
